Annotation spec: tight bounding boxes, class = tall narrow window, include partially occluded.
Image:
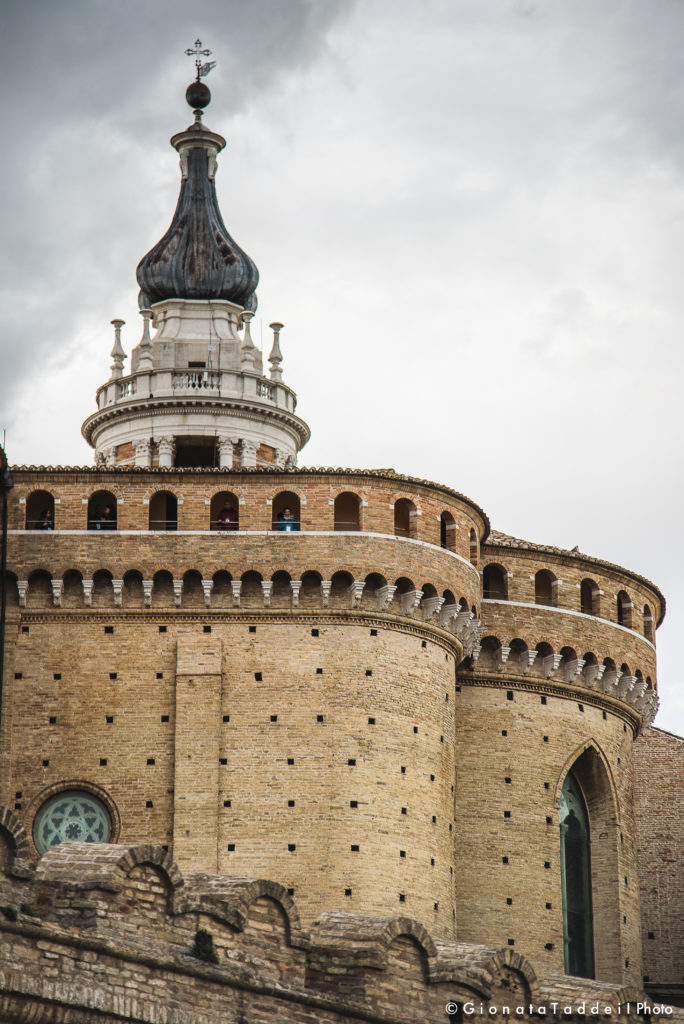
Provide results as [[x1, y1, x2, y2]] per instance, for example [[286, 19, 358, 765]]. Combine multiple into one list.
[[559, 771, 595, 979]]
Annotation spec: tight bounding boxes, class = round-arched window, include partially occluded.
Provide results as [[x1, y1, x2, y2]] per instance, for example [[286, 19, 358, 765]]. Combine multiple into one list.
[[33, 790, 111, 855]]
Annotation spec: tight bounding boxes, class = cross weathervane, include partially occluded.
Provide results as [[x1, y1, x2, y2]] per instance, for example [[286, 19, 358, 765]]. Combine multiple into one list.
[[184, 39, 216, 80]]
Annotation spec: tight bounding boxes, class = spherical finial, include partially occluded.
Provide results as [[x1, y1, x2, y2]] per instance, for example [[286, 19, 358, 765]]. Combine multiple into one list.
[[186, 80, 211, 110]]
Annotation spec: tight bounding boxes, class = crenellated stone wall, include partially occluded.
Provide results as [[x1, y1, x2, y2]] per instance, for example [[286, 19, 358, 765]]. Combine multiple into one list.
[[0, 839, 673, 1024]]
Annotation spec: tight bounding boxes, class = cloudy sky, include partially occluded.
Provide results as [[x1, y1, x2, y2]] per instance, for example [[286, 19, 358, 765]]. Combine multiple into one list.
[[2, 0, 683, 734]]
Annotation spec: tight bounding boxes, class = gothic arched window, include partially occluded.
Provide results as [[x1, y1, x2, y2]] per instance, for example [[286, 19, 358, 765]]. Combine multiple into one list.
[[559, 771, 595, 979]]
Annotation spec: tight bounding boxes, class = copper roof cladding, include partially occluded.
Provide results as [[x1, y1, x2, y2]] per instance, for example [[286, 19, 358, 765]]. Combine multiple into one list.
[[136, 89, 259, 309]]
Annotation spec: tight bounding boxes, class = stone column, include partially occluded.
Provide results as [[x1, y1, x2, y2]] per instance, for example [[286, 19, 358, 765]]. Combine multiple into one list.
[[134, 439, 151, 468], [158, 436, 175, 469], [240, 439, 258, 469], [217, 438, 234, 470]]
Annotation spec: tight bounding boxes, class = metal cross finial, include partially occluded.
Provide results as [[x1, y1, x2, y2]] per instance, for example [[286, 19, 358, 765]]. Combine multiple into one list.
[[185, 39, 216, 80]]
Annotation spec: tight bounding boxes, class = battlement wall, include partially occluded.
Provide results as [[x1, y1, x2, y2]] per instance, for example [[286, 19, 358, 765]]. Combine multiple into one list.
[[0, 839, 663, 1024]]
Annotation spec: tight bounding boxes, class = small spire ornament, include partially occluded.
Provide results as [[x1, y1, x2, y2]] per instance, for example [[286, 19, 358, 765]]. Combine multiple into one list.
[[268, 322, 284, 382], [109, 318, 126, 380]]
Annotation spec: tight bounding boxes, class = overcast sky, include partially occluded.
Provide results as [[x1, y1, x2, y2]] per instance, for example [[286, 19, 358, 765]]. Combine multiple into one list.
[[1, 0, 683, 734]]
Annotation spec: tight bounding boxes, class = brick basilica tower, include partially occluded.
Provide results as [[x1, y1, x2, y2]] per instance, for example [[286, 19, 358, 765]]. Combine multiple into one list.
[[1, 66, 682, 1022]]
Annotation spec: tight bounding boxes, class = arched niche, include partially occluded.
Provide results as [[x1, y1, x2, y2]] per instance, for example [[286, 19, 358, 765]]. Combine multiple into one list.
[[210, 491, 239, 531], [26, 490, 55, 530], [88, 491, 117, 531], [272, 492, 300, 532], [483, 563, 507, 600], [149, 491, 178, 531], [394, 498, 416, 539], [334, 492, 361, 531]]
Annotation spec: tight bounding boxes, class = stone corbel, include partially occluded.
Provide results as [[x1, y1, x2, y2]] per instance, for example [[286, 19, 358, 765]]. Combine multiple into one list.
[[469, 642, 481, 667], [17, 581, 28, 607], [524, 650, 538, 673], [617, 674, 637, 698], [642, 693, 659, 726], [440, 604, 462, 629], [498, 645, 511, 668], [422, 596, 444, 621], [400, 589, 423, 614], [601, 669, 619, 694], [142, 580, 153, 608], [274, 448, 288, 469], [321, 581, 332, 608], [542, 654, 562, 679], [349, 581, 365, 609], [290, 580, 302, 607], [631, 680, 648, 704], [261, 581, 273, 607], [202, 581, 213, 608], [376, 585, 396, 611], [231, 581, 242, 608], [82, 580, 93, 607], [452, 607, 473, 636], [463, 618, 481, 648], [51, 580, 63, 607], [112, 579, 124, 607], [173, 581, 183, 608]]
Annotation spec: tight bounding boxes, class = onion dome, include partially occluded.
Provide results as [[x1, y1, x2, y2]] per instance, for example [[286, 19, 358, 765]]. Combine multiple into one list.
[[136, 82, 259, 309]]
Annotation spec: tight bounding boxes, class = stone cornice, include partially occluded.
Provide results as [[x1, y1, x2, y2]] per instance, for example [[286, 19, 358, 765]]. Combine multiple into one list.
[[457, 671, 641, 736], [81, 395, 311, 448]]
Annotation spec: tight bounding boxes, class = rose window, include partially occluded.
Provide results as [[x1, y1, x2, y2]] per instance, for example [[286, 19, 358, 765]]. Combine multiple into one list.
[[33, 791, 111, 855]]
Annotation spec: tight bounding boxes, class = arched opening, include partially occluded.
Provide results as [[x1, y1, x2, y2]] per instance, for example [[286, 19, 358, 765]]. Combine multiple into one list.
[[394, 498, 416, 539], [92, 569, 114, 608], [300, 570, 323, 608], [478, 635, 502, 671], [26, 490, 55, 530], [616, 590, 632, 629], [149, 491, 178, 531], [483, 563, 507, 600], [334, 492, 361, 531], [210, 491, 239, 531], [508, 638, 529, 672], [182, 570, 204, 608], [362, 572, 387, 610], [62, 569, 83, 608], [152, 569, 174, 607], [440, 511, 456, 551], [559, 771, 595, 979], [241, 570, 263, 606], [123, 569, 144, 608], [560, 646, 579, 681], [271, 570, 292, 608], [330, 570, 354, 609], [88, 491, 117, 531], [272, 492, 301, 532], [535, 569, 557, 607], [27, 569, 52, 609], [580, 579, 600, 616], [211, 570, 233, 607], [469, 528, 478, 567], [559, 745, 621, 981], [643, 604, 653, 642]]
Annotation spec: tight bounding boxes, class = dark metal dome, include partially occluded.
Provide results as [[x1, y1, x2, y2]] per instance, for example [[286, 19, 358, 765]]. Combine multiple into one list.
[[136, 104, 259, 309]]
